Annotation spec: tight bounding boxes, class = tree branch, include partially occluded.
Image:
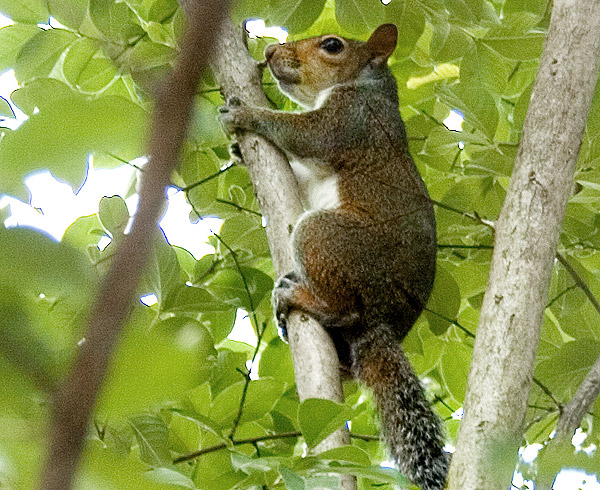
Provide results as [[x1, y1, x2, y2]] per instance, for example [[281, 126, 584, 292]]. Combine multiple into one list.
[[37, 3, 229, 489], [536, 353, 600, 490], [446, 1, 600, 489], [209, 20, 355, 489], [553, 356, 600, 442]]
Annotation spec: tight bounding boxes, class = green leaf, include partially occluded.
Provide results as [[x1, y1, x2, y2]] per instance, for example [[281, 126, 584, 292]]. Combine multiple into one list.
[[481, 29, 546, 60], [0, 227, 95, 302], [173, 245, 198, 281], [123, 0, 178, 23], [62, 37, 118, 93], [316, 461, 402, 484], [298, 398, 352, 448], [385, 0, 426, 59], [440, 340, 471, 403], [208, 267, 273, 311], [78, 442, 174, 490], [279, 465, 306, 490], [97, 306, 203, 415], [10, 77, 72, 115], [89, 0, 145, 42], [210, 378, 287, 425], [63, 213, 105, 254], [422, 127, 488, 162], [514, 81, 533, 131], [268, 0, 326, 35], [0, 0, 48, 23], [147, 468, 196, 489], [0, 86, 147, 198], [14, 28, 77, 83], [535, 339, 600, 399], [335, 0, 386, 35], [430, 21, 474, 63], [180, 149, 223, 215], [98, 195, 130, 237], [318, 445, 371, 465], [202, 310, 238, 344], [502, 0, 549, 17], [120, 38, 174, 72], [306, 474, 342, 489], [0, 96, 13, 118], [258, 337, 294, 383], [219, 214, 270, 258], [0, 290, 61, 392], [167, 285, 231, 313], [425, 265, 461, 334], [0, 24, 40, 73], [129, 414, 171, 466], [47, 0, 88, 29], [140, 232, 184, 306], [437, 82, 499, 140], [461, 42, 515, 96]]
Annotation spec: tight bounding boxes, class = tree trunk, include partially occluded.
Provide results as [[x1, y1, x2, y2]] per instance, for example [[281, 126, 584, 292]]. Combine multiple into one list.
[[446, 1, 600, 489], [210, 20, 355, 489]]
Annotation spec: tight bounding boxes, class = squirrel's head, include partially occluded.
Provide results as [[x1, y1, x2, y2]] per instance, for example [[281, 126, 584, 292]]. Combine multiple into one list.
[[264, 24, 398, 108]]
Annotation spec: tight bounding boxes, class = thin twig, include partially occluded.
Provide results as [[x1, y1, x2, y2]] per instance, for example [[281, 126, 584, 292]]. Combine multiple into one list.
[[555, 253, 600, 317], [431, 200, 496, 229], [423, 307, 476, 339], [107, 153, 146, 172], [433, 395, 457, 416], [216, 198, 263, 216], [173, 431, 380, 464], [229, 322, 267, 440], [211, 232, 267, 440], [546, 285, 578, 310], [437, 244, 493, 250], [532, 378, 562, 410], [177, 162, 234, 193]]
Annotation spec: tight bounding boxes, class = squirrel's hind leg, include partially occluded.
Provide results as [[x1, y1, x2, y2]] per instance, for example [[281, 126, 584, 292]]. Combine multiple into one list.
[[272, 271, 360, 340]]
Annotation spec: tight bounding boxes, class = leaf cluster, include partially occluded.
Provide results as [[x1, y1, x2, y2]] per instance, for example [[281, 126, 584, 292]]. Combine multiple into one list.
[[0, 0, 598, 488]]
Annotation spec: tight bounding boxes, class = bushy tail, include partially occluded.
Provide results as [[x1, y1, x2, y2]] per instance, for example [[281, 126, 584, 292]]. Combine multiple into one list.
[[350, 324, 448, 490]]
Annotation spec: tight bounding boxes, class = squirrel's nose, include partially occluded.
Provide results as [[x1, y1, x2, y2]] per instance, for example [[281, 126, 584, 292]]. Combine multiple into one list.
[[264, 44, 278, 62]]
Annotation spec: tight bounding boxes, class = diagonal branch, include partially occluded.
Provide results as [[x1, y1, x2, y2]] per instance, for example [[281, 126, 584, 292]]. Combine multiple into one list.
[[37, 3, 229, 489], [554, 355, 600, 443], [536, 353, 600, 490]]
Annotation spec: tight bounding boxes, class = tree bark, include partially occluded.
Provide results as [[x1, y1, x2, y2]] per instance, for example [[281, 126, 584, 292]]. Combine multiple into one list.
[[446, 1, 600, 489], [210, 20, 355, 489], [38, 2, 229, 490]]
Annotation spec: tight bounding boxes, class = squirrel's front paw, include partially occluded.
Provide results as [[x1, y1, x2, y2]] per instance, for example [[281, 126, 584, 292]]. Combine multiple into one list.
[[272, 271, 300, 341], [218, 97, 249, 134]]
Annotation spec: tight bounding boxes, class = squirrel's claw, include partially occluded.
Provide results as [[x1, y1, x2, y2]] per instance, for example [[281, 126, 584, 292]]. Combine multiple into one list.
[[272, 272, 301, 341]]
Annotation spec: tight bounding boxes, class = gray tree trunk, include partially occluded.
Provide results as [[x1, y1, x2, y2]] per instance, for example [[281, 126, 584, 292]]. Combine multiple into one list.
[[446, 1, 600, 489]]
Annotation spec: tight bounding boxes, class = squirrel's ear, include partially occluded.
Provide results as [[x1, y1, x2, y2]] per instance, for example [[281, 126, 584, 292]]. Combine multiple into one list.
[[366, 24, 398, 66]]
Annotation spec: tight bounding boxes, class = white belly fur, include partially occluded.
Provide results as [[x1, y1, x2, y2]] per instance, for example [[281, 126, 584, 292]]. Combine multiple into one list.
[[288, 156, 340, 211]]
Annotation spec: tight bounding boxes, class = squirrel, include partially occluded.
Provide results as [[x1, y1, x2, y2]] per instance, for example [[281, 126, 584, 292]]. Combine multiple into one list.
[[219, 24, 448, 490]]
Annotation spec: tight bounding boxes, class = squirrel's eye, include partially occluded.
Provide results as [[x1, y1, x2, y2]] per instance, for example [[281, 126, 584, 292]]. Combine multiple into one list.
[[320, 37, 344, 54]]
